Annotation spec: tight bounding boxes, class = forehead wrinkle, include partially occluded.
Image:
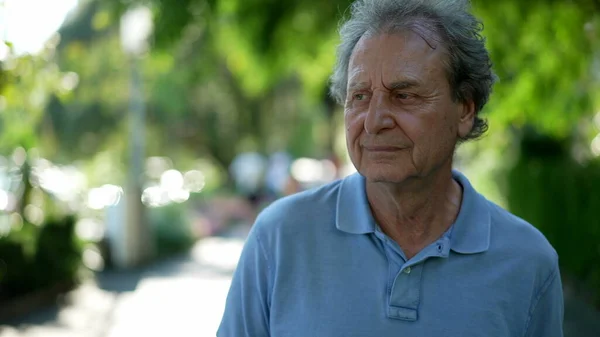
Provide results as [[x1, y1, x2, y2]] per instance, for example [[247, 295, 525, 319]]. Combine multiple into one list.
[[348, 30, 444, 95]]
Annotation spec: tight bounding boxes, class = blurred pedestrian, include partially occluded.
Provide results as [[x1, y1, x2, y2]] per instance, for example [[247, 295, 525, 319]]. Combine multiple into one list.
[[229, 151, 267, 208], [264, 151, 293, 200]]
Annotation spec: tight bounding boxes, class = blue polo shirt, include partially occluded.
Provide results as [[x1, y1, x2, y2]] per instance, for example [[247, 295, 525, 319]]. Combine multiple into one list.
[[218, 170, 563, 336]]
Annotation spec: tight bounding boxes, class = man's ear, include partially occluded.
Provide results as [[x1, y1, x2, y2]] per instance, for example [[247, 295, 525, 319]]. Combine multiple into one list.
[[458, 100, 475, 138]]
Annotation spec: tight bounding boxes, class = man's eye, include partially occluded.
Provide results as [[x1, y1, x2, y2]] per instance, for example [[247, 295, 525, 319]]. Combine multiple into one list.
[[395, 92, 411, 100]]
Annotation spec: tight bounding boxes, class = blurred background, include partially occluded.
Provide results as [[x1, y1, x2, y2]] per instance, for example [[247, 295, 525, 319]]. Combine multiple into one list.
[[0, 0, 599, 336]]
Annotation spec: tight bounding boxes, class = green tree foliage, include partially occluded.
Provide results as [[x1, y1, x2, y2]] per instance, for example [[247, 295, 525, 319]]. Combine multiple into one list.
[[474, 0, 597, 139], [0, 41, 67, 154], [108, 0, 353, 97]]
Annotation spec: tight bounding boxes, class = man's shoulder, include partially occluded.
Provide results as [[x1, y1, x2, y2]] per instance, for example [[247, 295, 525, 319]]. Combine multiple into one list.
[[485, 199, 558, 267]]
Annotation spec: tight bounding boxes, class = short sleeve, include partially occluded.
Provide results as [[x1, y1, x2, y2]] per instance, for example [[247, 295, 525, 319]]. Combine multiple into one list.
[[523, 266, 564, 337], [217, 226, 271, 337]]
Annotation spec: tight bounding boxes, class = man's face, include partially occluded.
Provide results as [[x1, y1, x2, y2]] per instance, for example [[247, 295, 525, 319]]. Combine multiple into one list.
[[344, 30, 474, 184]]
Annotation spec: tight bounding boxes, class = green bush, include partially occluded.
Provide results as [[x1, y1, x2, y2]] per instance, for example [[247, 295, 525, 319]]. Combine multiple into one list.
[[0, 215, 82, 301], [148, 203, 195, 258], [507, 132, 600, 307], [0, 155, 83, 301], [34, 215, 82, 287], [0, 237, 34, 299]]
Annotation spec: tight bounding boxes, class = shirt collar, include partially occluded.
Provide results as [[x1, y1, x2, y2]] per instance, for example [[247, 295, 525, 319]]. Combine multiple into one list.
[[335, 170, 491, 254], [449, 170, 491, 254], [335, 172, 377, 234]]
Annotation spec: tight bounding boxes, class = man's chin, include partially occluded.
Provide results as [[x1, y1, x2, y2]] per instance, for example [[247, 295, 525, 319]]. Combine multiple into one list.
[[360, 168, 412, 185]]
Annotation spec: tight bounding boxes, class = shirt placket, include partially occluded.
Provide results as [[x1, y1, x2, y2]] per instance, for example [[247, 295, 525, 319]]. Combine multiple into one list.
[[384, 236, 451, 321]]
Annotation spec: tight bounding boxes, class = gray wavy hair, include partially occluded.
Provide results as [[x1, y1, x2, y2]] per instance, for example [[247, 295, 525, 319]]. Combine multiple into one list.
[[329, 0, 496, 141]]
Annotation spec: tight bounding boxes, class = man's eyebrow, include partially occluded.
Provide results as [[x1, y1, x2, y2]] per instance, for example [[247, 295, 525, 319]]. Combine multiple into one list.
[[348, 79, 422, 92], [386, 79, 421, 91], [348, 82, 370, 91]]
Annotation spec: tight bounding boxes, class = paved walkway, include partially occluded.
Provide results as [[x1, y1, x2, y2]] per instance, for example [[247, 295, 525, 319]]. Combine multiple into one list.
[[1, 223, 599, 337], [0, 233, 246, 337]]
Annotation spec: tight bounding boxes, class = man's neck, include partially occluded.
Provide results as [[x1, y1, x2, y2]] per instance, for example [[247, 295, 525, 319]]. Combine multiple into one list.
[[365, 165, 463, 259]]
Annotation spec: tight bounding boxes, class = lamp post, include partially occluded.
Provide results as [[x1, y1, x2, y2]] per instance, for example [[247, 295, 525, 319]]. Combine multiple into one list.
[[118, 6, 153, 268]]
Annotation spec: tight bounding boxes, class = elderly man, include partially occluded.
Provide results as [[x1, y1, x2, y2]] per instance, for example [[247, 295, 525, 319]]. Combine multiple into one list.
[[218, 0, 563, 336]]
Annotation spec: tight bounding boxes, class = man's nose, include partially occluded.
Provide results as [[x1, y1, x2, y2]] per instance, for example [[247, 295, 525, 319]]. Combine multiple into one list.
[[364, 91, 395, 135]]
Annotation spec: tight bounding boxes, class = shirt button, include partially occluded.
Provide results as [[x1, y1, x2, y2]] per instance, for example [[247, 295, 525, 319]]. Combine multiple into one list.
[[403, 267, 411, 274]]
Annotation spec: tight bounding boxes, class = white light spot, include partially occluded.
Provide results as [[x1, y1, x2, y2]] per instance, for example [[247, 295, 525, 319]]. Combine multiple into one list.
[[168, 189, 190, 203], [87, 184, 123, 210], [12, 147, 26, 166], [183, 170, 206, 193], [160, 169, 184, 191], [24, 204, 44, 226], [0, 42, 9, 61], [291, 158, 323, 183], [0, 190, 9, 211], [591, 134, 600, 157], [594, 111, 600, 130], [82, 246, 105, 271], [142, 185, 168, 207], [76, 218, 105, 241], [61, 72, 79, 91]]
